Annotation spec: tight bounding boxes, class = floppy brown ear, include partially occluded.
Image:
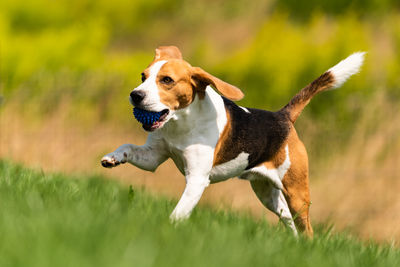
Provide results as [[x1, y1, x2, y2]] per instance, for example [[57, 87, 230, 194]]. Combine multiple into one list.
[[154, 46, 183, 60], [191, 67, 244, 101]]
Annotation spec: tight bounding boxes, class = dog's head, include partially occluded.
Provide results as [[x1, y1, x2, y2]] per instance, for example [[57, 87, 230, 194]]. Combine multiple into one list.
[[130, 46, 244, 131]]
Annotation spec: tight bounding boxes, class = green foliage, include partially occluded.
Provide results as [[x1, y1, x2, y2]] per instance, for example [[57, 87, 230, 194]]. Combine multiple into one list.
[[276, 0, 400, 19], [1, 0, 400, 142], [0, 160, 399, 267]]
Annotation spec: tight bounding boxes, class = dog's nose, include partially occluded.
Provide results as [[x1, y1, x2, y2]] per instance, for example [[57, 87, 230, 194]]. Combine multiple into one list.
[[130, 90, 145, 105]]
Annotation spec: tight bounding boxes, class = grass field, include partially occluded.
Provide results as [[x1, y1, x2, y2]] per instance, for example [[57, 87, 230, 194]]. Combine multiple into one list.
[[2, 0, 400, 242], [0, 160, 399, 267]]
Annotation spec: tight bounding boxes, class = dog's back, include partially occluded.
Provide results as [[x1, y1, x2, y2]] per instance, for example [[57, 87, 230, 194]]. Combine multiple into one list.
[[214, 97, 291, 169]]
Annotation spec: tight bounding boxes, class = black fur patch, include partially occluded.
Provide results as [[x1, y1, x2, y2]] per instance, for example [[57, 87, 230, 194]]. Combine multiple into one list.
[[218, 97, 291, 170]]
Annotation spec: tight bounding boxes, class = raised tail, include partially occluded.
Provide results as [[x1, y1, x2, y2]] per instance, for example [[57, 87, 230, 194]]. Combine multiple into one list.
[[281, 52, 365, 123]]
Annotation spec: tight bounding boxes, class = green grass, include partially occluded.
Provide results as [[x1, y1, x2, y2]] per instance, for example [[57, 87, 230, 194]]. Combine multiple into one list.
[[0, 160, 399, 267]]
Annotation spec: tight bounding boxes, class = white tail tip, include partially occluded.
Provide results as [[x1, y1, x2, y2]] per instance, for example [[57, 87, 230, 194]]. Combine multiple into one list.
[[328, 52, 366, 88]]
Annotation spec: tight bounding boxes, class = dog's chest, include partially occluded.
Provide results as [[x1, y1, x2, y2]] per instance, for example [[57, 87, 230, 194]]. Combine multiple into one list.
[[168, 147, 186, 175]]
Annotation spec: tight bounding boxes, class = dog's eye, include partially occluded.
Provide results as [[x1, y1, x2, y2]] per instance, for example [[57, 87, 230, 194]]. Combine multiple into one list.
[[161, 76, 174, 84], [141, 73, 146, 82]]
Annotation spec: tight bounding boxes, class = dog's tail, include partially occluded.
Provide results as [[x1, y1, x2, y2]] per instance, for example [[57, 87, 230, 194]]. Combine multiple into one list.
[[281, 52, 365, 123]]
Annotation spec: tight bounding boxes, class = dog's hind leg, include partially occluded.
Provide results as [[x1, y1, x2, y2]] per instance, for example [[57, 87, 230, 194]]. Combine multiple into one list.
[[282, 167, 313, 237], [282, 132, 313, 237], [250, 180, 298, 236]]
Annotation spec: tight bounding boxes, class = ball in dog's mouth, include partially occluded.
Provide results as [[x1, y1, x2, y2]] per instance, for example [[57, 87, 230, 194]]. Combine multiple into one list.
[[133, 108, 169, 131]]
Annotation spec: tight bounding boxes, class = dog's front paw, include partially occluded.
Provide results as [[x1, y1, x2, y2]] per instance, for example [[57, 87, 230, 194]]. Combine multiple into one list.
[[101, 153, 126, 168]]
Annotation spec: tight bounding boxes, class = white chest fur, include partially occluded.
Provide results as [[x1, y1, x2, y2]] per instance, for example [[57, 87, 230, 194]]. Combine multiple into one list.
[[154, 87, 228, 176]]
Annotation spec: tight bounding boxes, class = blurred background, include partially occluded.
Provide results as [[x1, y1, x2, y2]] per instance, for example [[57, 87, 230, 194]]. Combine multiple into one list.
[[1, 0, 400, 241]]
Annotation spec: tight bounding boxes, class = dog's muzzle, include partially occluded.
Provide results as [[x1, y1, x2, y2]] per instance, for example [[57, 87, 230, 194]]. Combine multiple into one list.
[[130, 91, 146, 106]]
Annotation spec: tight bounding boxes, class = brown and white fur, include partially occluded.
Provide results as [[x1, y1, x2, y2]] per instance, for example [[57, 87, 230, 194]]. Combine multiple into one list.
[[101, 46, 364, 236]]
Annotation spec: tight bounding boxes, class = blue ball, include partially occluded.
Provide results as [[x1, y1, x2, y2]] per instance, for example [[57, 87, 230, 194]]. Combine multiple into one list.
[[133, 108, 163, 125]]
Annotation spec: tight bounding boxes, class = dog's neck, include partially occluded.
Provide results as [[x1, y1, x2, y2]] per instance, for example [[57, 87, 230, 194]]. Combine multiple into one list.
[[156, 86, 227, 146]]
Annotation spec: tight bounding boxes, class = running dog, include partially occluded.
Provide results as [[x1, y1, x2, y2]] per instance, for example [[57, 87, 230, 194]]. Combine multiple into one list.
[[101, 46, 364, 236]]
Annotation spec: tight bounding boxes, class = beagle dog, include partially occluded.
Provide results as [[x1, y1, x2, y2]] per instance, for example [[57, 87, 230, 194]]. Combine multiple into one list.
[[101, 46, 364, 236]]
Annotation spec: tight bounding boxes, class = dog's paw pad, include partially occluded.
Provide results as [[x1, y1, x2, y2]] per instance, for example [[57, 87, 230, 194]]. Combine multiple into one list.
[[101, 155, 121, 168]]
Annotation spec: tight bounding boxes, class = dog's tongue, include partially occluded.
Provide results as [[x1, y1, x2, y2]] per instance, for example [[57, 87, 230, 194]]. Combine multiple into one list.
[[142, 122, 156, 131]]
